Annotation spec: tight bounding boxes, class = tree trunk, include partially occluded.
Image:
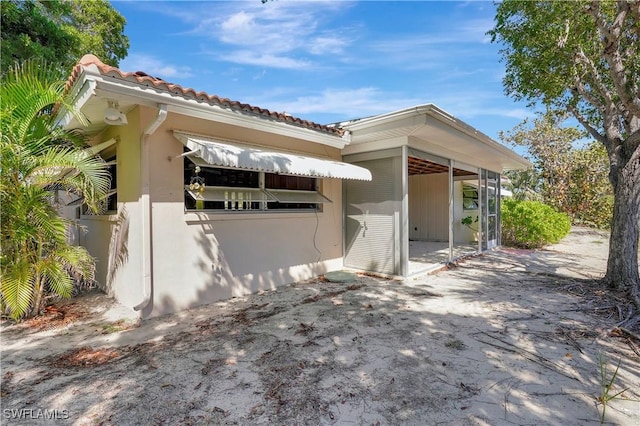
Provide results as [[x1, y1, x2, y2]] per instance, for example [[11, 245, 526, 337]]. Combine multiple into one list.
[[31, 274, 46, 318], [604, 155, 640, 307]]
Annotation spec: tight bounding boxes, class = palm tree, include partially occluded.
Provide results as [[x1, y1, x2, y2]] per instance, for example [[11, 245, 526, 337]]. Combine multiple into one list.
[[1, 60, 110, 320]]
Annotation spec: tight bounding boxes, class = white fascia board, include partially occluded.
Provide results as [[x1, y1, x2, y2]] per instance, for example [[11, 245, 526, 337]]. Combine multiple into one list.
[[424, 108, 532, 169], [56, 78, 97, 128], [85, 72, 347, 149], [342, 103, 531, 170], [338, 104, 437, 131]]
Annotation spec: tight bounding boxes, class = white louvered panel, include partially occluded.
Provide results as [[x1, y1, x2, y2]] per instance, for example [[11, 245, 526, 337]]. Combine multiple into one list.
[[344, 157, 398, 275], [344, 215, 395, 274]]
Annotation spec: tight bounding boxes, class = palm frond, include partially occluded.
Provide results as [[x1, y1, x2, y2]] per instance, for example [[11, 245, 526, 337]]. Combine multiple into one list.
[[1, 259, 36, 320], [39, 258, 73, 299], [1, 60, 88, 147], [25, 146, 111, 208], [0, 58, 102, 320], [55, 245, 96, 282]]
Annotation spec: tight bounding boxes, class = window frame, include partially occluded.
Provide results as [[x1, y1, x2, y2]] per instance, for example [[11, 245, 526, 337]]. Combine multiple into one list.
[[103, 155, 117, 213], [462, 183, 479, 211], [80, 145, 117, 217], [184, 160, 330, 213]]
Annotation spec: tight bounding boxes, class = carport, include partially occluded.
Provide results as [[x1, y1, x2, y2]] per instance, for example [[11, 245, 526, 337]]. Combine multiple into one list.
[[339, 104, 528, 277]]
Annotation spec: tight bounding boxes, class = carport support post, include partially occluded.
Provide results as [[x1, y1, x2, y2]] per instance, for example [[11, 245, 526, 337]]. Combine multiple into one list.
[[448, 159, 454, 263], [401, 145, 409, 277]]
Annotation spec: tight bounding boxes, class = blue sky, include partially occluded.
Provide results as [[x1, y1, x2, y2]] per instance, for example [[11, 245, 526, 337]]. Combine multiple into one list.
[[112, 0, 535, 143]]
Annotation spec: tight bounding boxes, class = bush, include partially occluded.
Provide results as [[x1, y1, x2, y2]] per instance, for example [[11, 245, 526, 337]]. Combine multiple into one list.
[[501, 199, 571, 249]]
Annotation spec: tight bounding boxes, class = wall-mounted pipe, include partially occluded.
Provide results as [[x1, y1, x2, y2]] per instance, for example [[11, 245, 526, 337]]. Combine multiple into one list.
[[134, 104, 168, 312]]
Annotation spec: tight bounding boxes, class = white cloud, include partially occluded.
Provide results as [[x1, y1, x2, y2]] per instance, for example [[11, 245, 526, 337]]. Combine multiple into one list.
[[253, 69, 267, 81], [220, 51, 312, 70], [433, 90, 533, 122], [364, 38, 461, 72], [221, 10, 254, 33], [500, 108, 533, 121], [309, 36, 348, 55], [155, 1, 356, 70], [119, 54, 193, 79], [457, 18, 496, 44], [255, 87, 422, 118]]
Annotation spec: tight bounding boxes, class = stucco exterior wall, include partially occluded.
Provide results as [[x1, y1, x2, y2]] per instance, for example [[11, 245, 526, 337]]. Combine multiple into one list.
[[137, 106, 344, 318], [408, 173, 449, 241], [78, 108, 144, 308], [408, 177, 481, 244], [69, 105, 344, 318]]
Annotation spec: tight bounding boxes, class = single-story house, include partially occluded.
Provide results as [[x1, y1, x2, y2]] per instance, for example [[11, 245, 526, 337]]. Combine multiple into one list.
[[60, 55, 530, 318]]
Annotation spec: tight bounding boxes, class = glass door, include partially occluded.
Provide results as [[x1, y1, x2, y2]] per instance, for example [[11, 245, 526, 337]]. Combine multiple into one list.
[[480, 170, 499, 250]]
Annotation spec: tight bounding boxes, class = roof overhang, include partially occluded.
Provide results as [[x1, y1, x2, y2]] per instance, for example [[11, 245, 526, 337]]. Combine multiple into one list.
[[174, 132, 372, 181], [339, 104, 531, 172], [59, 61, 350, 149]]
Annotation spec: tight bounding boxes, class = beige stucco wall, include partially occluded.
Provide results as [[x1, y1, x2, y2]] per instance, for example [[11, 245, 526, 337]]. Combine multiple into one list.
[[78, 108, 144, 308], [128, 106, 345, 318], [408, 176, 480, 244], [408, 173, 449, 241]]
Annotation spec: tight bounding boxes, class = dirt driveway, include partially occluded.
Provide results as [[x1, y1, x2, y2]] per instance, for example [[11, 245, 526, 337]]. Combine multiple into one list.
[[1, 227, 639, 425]]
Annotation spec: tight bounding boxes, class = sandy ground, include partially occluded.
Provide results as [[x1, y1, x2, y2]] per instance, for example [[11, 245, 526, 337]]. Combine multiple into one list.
[[1, 227, 639, 425]]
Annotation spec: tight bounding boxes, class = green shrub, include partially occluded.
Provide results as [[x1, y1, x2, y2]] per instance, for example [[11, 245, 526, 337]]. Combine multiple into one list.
[[501, 199, 571, 249]]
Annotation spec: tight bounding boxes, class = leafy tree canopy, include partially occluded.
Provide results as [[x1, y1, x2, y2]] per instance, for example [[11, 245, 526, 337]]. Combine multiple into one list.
[[489, 1, 640, 307], [501, 111, 613, 229], [489, 1, 639, 169], [1, 0, 129, 74]]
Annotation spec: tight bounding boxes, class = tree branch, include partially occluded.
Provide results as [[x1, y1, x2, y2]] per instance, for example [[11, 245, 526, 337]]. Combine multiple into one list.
[[586, 1, 640, 118], [571, 75, 606, 114], [574, 48, 613, 108], [567, 104, 607, 147], [624, 129, 640, 162]]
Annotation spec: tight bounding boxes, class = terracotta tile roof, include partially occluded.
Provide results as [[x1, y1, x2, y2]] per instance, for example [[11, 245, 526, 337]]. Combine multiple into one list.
[[68, 54, 343, 136]]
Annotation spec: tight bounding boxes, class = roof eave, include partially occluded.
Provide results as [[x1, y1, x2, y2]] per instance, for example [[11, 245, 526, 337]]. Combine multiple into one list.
[[336, 104, 438, 131], [340, 104, 531, 170], [64, 64, 349, 149], [426, 109, 532, 170], [56, 68, 97, 129]]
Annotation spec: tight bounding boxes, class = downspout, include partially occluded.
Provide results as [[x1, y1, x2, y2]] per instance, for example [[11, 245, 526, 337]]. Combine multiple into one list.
[[134, 104, 168, 311]]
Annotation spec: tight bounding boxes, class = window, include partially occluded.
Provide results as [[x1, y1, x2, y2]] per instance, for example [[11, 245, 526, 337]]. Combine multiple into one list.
[[265, 174, 327, 210], [104, 155, 117, 212], [462, 183, 479, 210], [184, 159, 331, 211], [184, 166, 262, 211], [80, 144, 117, 215]]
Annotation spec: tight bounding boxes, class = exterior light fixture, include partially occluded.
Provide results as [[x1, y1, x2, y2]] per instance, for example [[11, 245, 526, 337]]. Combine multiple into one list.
[[104, 100, 128, 125]]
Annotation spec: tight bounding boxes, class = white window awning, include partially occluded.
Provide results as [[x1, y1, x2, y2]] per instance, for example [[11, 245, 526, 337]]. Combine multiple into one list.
[[174, 132, 372, 181]]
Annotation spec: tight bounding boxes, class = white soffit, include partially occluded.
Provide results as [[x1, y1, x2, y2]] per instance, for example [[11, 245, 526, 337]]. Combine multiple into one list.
[[174, 132, 372, 181]]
